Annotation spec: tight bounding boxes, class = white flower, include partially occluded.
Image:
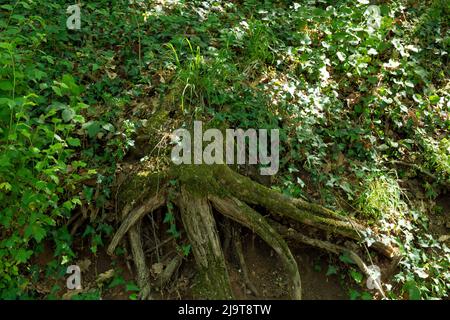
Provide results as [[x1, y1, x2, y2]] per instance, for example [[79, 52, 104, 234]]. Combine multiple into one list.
[[337, 51, 346, 62], [319, 66, 330, 82], [239, 20, 249, 29], [383, 59, 400, 69]]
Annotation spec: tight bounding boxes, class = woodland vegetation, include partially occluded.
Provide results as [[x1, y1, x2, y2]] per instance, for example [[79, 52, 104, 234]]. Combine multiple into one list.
[[0, 0, 449, 300]]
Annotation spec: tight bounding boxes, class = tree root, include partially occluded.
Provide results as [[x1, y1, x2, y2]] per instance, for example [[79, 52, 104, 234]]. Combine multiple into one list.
[[215, 165, 397, 258], [107, 164, 401, 300], [108, 193, 165, 256], [128, 222, 152, 300], [221, 218, 232, 258], [107, 193, 164, 300], [179, 186, 234, 299], [232, 225, 259, 296], [210, 195, 302, 300], [155, 255, 183, 289], [270, 219, 386, 298]]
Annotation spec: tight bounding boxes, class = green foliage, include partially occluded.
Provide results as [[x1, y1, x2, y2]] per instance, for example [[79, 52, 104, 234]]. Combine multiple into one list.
[[356, 173, 406, 220], [392, 211, 450, 299], [0, 0, 448, 300], [0, 34, 90, 296], [0, 0, 125, 298]]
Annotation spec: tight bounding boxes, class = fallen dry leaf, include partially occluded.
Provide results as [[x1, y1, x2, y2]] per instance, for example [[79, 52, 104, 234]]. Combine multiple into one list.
[[96, 269, 114, 284], [152, 262, 164, 275]]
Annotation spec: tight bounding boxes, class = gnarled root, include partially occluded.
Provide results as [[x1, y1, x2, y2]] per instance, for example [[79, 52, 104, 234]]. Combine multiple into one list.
[[107, 194, 165, 256], [129, 222, 152, 300], [215, 165, 397, 258], [209, 195, 302, 300], [108, 164, 400, 300], [108, 193, 165, 299], [155, 255, 183, 289], [231, 225, 259, 296], [179, 187, 234, 299], [270, 219, 386, 298]]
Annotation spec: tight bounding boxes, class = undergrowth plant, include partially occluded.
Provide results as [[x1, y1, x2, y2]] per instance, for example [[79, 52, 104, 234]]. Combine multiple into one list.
[[0, 0, 448, 300]]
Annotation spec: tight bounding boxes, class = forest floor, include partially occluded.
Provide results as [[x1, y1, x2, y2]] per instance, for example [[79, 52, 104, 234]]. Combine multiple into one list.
[[31, 190, 449, 301], [1, 0, 449, 300], [35, 235, 351, 300]]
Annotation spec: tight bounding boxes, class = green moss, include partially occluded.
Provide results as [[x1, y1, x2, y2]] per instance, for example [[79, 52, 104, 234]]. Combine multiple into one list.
[[170, 164, 228, 197], [191, 262, 233, 299], [137, 108, 170, 149], [119, 171, 167, 208]]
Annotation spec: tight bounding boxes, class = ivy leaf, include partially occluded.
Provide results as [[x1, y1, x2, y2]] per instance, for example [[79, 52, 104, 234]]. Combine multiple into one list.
[[350, 270, 363, 284], [337, 52, 346, 62], [361, 292, 373, 300], [428, 95, 440, 104], [67, 137, 81, 147], [102, 123, 115, 132], [14, 248, 33, 263], [82, 121, 102, 138], [108, 275, 125, 289], [181, 244, 191, 257], [404, 281, 421, 300], [126, 283, 140, 292], [62, 108, 75, 122], [82, 225, 95, 238], [339, 252, 356, 265], [25, 223, 47, 242], [326, 265, 338, 276], [163, 212, 173, 223], [349, 289, 360, 300]]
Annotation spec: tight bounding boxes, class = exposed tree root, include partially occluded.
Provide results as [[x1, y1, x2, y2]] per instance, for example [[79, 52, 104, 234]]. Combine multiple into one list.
[[128, 222, 152, 300], [209, 195, 302, 300], [232, 225, 259, 296], [155, 255, 183, 289], [215, 165, 397, 258], [179, 186, 234, 299], [107, 194, 165, 256], [270, 219, 386, 298], [221, 218, 232, 258], [107, 164, 400, 299], [107, 194, 164, 300]]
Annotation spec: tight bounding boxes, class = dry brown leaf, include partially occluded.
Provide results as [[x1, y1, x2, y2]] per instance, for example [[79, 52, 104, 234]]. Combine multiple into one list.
[[152, 262, 164, 275], [96, 269, 114, 284], [77, 258, 92, 272]]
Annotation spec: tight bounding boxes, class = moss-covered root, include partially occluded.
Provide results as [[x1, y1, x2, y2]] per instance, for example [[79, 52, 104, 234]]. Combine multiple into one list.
[[128, 222, 152, 300], [214, 165, 396, 258], [179, 186, 234, 299], [209, 195, 302, 300], [270, 219, 387, 298], [107, 193, 165, 256]]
